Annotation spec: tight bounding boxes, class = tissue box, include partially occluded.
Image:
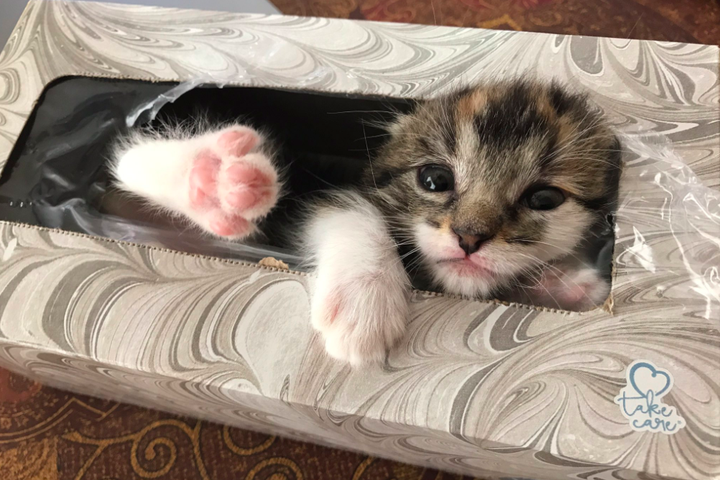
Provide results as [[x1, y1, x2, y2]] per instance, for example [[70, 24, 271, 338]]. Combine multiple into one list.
[[0, 2, 718, 479]]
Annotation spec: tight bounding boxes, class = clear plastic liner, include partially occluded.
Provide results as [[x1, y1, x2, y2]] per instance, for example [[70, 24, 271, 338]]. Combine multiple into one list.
[[54, 200, 305, 267], [618, 133, 720, 321], [0, 76, 406, 270], [0, 76, 717, 322]]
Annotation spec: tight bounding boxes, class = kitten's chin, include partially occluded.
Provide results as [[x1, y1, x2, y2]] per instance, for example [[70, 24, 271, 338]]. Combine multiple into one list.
[[430, 260, 501, 299]]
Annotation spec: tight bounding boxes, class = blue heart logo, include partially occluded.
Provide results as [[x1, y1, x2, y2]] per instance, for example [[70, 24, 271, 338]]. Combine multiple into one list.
[[628, 362, 672, 398]]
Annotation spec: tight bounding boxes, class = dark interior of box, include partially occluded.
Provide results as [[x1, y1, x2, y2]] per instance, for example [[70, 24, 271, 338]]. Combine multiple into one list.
[[0, 76, 415, 266], [0, 76, 616, 306]]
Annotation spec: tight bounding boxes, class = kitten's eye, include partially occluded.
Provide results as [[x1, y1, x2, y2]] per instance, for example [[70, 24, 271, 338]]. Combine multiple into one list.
[[418, 165, 454, 192], [523, 187, 565, 210]]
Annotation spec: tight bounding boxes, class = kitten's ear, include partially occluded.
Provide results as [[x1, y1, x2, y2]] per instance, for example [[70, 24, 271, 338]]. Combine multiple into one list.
[[548, 80, 589, 116], [387, 114, 411, 135], [386, 99, 423, 134]]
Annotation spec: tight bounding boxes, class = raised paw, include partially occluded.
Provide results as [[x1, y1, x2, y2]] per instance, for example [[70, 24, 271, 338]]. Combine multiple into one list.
[[187, 128, 279, 238], [112, 124, 279, 240], [531, 267, 610, 311], [311, 268, 409, 366]]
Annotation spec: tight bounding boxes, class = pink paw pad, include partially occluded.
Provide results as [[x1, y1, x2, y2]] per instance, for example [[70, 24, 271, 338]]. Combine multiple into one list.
[[223, 163, 273, 210], [208, 211, 250, 237], [321, 288, 344, 325], [558, 284, 589, 304], [185, 127, 276, 239], [226, 163, 271, 186], [189, 151, 221, 208], [532, 268, 606, 311], [219, 129, 258, 157]]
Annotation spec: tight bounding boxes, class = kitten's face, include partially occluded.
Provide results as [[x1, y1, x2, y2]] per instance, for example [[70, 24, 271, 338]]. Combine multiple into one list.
[[368, 81, 621, 298]]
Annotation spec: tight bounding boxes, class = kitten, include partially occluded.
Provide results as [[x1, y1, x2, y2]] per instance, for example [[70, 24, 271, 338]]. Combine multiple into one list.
[[112, 80, 622, 366]]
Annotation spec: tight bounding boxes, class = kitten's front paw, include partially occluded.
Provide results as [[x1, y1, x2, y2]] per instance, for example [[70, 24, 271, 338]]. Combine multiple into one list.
[[532, 267, 610, 311], [114, 125, 279, 240], [188, 128, 279, 238], [312, 268, 409, 366]]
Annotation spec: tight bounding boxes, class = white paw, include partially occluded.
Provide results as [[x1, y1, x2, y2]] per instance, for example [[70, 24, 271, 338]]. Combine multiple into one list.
[[311, 267, 409, 366], [531, 267, 610, 311], [113, 125, 279, 239]]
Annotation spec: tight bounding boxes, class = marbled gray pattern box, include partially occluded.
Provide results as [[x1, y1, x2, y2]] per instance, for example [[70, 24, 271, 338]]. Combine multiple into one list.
[[0, 2, 718, 479]]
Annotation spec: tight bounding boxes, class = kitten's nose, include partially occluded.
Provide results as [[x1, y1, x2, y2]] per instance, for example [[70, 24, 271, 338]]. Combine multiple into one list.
[[452, 228, 492, 255]]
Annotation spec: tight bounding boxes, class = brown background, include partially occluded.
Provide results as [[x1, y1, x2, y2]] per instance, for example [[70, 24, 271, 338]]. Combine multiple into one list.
[[1, 0, 719, 478]]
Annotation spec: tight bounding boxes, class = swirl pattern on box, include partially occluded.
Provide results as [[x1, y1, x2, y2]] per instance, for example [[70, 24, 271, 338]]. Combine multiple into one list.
[[0, 2, 718, 480]]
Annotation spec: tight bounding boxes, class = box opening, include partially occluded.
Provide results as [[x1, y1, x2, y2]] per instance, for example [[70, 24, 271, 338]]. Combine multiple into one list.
[[0, 76, 617, 312]]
